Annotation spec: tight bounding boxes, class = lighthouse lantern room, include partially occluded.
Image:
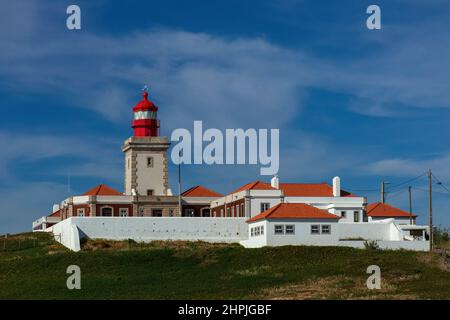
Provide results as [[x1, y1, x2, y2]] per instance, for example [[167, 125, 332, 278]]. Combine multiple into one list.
[[132, 86, 160, 137]]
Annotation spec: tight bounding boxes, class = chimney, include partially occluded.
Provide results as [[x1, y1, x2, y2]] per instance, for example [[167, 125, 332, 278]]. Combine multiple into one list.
[[271, 175, 279, 189], [332, 176, 341, 197]]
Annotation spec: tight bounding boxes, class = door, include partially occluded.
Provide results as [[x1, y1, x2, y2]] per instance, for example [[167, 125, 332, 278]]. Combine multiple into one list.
[[101, 207, 113, 217], [152, 209, 163, 217]]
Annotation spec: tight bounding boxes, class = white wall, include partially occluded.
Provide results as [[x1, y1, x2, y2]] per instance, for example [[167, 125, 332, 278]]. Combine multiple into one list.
[[248, 196, 282, 218], [337, 240, 429, 251], [241, 219, 429, 251], [50, 218, 81, 252], [136, 152, 165, 196], [243, 220, 268, 248], [51, 217, 248, 251], [369, 216, 415, 225]]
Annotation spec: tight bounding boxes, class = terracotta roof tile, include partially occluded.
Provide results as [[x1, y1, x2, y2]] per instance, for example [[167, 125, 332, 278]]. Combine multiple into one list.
[[49, 210, 61, 217], [247, 203, 340, 223], [83, 184, 122, 196], [367, 202, 417, 218], [230, 181, 276, 194], [279, 183, 356, 197], [182, 185, 223, 197]]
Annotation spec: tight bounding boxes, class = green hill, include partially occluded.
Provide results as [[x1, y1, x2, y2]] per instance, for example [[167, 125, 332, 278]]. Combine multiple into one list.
[[0, 232, 449, 300]]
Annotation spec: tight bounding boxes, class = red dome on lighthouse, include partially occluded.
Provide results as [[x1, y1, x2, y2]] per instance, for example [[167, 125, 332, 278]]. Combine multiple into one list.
[[132, 87, 160, 137], [133, 91, 158, 112]]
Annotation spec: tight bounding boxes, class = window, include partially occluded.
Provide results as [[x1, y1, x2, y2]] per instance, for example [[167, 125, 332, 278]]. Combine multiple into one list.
[[169, 209, 174, 217], [147, 189, 154, 196], [147, 157, 154, 168], [241, 204, 245, 217], [363, 212, 368, 222], [260, 202, 270, 213], [274, 225, 284, 235], [311, 225, 320, 234], [321, 225, 331, 234], [134, 111, 155, 120], [285, 225, 295, 235], [77, 208, 85, 217], [152, 209, 163, 217], [341, 211, 346, 218], [119, 208, 128, 217], [183, 209, 195, 217], [226, 207, 230, 217], [139, 207, 145, 217], [354, 211, 360, 222], [220, 209, 224, 217], [260, 225, 264, 235], [251, 228, 254, 237], [127, 158, 130, 169]]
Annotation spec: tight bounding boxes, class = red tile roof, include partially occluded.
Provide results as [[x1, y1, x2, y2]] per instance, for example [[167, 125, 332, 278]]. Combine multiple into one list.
[[182, 185, 223, 197], [49, 210, 61, 217], [83, 184, 122, 196], [279, 183, 356, 197], [367, 202, 417, 218], [247, 203, 340, 223], [230, 181, 276, 194]]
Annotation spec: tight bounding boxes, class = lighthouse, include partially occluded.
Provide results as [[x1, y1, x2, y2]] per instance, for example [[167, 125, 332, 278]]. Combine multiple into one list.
[[122, 87, 170, 197]]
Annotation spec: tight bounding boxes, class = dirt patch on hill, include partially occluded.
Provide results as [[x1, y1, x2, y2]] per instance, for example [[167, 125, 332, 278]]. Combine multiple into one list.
[[255, 275, 418, 300], [416, 251, 450, 272]]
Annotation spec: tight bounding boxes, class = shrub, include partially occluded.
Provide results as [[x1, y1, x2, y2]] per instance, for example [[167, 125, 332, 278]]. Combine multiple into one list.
[[364, 240, 380, 250], [433, 226, 450, 247]]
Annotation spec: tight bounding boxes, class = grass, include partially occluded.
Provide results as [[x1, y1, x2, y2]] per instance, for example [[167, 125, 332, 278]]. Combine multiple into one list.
[[0, 232, 449, 300]]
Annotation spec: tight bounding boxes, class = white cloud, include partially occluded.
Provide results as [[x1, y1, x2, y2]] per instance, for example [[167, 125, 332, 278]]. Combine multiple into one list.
[[362, 154, 450, 181]]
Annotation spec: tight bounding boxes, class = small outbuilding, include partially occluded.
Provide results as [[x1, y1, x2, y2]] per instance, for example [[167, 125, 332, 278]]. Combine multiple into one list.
[[242, 203, 341, 248]]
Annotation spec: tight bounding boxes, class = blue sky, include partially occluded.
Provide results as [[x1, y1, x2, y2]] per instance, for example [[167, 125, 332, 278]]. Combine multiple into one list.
[[1, 0, 450, 233]]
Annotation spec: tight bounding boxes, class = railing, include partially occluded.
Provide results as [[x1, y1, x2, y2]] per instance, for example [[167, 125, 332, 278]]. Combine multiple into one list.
[[1, 236, 39, 252]]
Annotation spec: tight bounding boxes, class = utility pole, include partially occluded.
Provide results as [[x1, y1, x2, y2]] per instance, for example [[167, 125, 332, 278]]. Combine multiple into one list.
[[408, 186, 413, 225], [428, 169, 433, 251], [178, 150, 182, 217], [380, 181, 391, 203]]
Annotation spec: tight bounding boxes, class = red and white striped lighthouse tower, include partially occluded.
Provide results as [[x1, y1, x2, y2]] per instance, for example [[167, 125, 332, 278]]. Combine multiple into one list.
[[122, 86, 170, 197], [132, 86, 160, 137]]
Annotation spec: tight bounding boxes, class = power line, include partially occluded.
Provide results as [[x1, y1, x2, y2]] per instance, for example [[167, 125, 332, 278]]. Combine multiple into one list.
[[431, 173, 450, 195], [344, 172, 427, 193], [385, 188, 407, 201], [388, 172, 427, 191], [412, 186, 450, 196]]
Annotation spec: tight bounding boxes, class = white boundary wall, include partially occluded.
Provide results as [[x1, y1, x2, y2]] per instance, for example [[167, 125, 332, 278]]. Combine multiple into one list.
[[50, 217, 248, 251]]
